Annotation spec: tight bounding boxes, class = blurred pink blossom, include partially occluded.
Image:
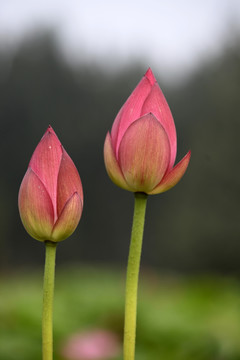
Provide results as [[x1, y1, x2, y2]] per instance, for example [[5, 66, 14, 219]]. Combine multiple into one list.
[[61, 329, 121, 360]]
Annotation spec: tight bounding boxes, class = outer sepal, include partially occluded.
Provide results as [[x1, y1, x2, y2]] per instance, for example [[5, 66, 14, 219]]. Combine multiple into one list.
[[103, 132, 132, 191], [18, 168, 54, 241], [149, 151, 191, 195]]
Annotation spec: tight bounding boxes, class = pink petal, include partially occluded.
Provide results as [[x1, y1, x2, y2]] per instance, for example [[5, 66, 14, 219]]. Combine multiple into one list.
[[18, 168, 54, 241], [149, 150, 191, 195], [29, 126, 62, 217], [118, 114, 171, 193], [104, 132, 132, 191], [111, 73, 152, 156], [51, 192, 82, 242], [57, 148, 83, 217], [141, 82, 177, 169]]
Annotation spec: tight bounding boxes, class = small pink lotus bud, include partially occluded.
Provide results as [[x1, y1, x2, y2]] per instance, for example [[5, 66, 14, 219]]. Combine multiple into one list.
[[104, 68, 191, 194], [18, 126, 83, 242]]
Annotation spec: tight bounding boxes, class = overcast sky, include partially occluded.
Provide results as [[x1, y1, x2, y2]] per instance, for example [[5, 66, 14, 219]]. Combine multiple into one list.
[[1, 0, 240, 80]]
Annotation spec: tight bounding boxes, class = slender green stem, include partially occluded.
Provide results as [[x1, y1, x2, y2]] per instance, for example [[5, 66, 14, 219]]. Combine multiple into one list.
[[42, 241, 57, 360], [123, 192, 148, 360]]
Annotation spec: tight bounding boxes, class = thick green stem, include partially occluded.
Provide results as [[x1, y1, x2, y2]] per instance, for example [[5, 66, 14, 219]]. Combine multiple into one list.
[[42, 241, 57, 360], [123, 192, 148, 360]]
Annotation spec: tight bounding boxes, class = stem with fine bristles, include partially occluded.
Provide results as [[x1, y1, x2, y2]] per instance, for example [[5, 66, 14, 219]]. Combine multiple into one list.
[[123, 192, 148, 360], [42, 241, 57, 360]]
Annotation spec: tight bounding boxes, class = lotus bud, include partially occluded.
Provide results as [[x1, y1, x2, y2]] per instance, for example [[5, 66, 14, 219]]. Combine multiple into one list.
[[104, 68, 191, 194], [18, 126, 83, 242]]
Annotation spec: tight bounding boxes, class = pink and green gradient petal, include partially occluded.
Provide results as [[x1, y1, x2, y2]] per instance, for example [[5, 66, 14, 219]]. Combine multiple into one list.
[[118, 114, 171, 193], [18, 169, 54, 241], [57, 149, 83, 217], [104, 133, 132, 191], [51, 192, 82, 242], [149, 151, 191, 195]]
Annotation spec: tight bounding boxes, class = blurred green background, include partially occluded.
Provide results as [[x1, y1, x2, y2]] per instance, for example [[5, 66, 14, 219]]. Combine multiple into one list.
[[2, 267, 240, 360], [1, 1, 240, 359]]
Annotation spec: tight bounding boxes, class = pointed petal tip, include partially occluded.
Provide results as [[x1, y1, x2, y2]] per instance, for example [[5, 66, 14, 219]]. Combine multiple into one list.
[[145, 68, 156, 85], [45, 125, 57, 136]]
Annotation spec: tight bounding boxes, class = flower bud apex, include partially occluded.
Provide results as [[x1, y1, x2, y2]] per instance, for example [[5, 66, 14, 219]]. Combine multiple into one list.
[[18, 126, 83, 242]]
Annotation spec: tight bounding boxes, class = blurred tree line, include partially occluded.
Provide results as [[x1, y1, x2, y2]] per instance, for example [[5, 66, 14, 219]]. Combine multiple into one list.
[[0, 32, 240, 273]]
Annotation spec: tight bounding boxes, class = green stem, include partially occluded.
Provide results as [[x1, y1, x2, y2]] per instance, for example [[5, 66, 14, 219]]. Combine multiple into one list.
[[42, 241, 57, 360], [123, 192, 148, 360]]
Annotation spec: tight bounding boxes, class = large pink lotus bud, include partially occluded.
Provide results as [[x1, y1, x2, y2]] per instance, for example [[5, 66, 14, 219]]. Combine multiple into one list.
[[18, 126, 83, 242], [104, 68, 191, 194]]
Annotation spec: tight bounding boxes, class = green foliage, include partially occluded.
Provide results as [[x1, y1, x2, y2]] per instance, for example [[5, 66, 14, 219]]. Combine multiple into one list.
[[1, 267, 240, 359]]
